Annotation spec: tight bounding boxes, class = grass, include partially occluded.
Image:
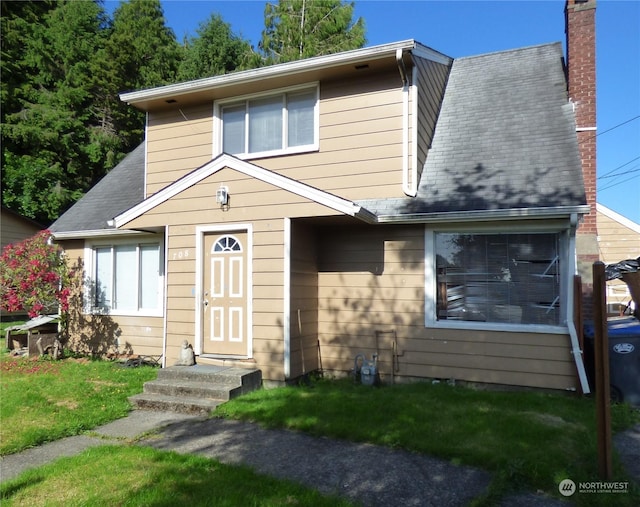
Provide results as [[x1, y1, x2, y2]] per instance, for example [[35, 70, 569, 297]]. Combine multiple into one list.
[[0, 353, 355, 507], [0, 353, 157, 455], [215, 377, 640, 506], [1, 353, 639, 506], [0, 445, 353, 507]]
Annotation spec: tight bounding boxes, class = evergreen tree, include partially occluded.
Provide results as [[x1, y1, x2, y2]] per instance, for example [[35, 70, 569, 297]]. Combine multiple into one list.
[[105, 0, 183, 149], [1, 0, 184, 223], [177, 13, 255, 81], [259, 0, 366, 64], [1, 0, 369, 224], [1, 0, 110, 223]]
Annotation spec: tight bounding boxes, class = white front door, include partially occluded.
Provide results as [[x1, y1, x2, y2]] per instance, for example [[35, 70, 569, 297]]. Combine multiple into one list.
[[202, 232, 247, 356]]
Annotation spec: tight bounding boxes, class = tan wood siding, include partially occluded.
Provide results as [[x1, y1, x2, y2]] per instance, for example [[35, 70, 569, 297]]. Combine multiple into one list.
[[597, 207, 640, 311], [260, 73, 405, 200], [124, 170, 342, 230], [59, 240, 164, 357], [598, 211, 640, 263], [143, 69, 409, 202], [1, 211, 42, 250], [146, 104, 213, 195], [124, 169, 347, 382], [414, 57, 450, 184], [289, 221, 319, 377], [317, 224, 578, 391]]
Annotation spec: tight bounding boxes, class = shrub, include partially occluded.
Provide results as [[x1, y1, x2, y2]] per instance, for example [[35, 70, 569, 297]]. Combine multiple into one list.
[[0, 230, 71, 318]]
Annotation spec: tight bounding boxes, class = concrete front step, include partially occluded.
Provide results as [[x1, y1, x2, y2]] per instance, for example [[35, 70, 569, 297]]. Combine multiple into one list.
[[142, 379, 243, 401], [129, 365, 262, 415], [128, 392, 224, 415]]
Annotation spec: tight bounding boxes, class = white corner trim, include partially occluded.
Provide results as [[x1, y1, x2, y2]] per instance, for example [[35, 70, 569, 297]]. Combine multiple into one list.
[[144, 117, 149, 199], [161, 226, 169, 367], [113, 154, 367, 228], [401, 81, 413, 196], [284, 218, 291, 379]]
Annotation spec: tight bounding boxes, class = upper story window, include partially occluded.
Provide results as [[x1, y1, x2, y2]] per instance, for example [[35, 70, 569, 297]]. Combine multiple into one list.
[[216, 85, 318, 159], [426, 230, 566, 330]]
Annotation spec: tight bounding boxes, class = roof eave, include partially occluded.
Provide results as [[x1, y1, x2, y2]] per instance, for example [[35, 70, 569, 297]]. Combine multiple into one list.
[[120, 40, 452, 106], [51, 229, 151, 241], [375, 205, 591, 224]]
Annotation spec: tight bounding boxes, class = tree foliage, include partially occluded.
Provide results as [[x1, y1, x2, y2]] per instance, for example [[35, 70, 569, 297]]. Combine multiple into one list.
[[1, 0, 109, 223], [259, 0, 366, 64], [1, 0, 368, 225], [0, 230, 71, 318], [178, 13, 255, 81], [0, 0, 182, 224]]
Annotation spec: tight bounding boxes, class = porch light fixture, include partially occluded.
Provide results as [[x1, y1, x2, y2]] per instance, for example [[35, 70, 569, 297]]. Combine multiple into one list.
[[216, 185, 229, 206]]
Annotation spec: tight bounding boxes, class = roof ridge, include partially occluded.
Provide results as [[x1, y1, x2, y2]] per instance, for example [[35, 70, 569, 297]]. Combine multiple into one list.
[[453, 41, 562, 61]]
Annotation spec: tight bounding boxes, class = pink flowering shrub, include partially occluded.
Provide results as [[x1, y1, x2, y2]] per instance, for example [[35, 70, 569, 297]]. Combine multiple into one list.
[[0, 230, 71, 318]]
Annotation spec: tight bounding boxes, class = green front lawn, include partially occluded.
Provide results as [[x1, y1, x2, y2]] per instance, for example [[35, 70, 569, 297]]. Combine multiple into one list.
[[0, 354, 157, 455], [0, 445, 353, 507], [216, 377, 640, 506], [1, 353, 638, 506]]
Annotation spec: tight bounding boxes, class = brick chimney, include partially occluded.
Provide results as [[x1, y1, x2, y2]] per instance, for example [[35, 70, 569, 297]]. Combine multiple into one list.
[[566, 0, 598, 317]]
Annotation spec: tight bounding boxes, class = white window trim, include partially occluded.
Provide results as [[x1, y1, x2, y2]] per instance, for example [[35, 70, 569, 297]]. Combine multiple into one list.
[[213, 82, 320, 160], [83, 236, 165, 317], [424, 225, 570, 335]]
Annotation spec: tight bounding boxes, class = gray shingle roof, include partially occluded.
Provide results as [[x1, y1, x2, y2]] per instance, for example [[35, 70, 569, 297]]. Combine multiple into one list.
[[50, 143, 145, 233], [359, 43, 586, 217]]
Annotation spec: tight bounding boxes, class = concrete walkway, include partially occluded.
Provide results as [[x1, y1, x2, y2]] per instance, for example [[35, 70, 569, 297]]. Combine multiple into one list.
[[1, 410, 638, 506]]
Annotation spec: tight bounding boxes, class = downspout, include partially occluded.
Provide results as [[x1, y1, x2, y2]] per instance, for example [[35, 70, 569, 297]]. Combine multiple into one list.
[[397, 49, 416, 197], [567, 213, 590, 393]]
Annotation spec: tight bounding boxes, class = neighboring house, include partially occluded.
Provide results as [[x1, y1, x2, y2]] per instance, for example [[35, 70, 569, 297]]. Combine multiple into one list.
[[597, 203, 640, 313], [1, 206, 43, 251], [51, 1, 597, 392], [1, 207, 44, 319]]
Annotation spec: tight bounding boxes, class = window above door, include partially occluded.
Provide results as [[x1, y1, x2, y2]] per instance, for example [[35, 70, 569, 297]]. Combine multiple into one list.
[[215, 84, 319, 159]]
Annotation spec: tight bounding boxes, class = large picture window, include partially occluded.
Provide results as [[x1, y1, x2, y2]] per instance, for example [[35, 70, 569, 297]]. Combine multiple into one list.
[[89, 242, 163, 315], [433, 232, 561, 326], [219, 86, 317, 157]]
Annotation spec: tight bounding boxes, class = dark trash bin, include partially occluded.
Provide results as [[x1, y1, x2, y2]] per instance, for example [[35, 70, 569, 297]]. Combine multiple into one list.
[[584, 316, 640, 406]]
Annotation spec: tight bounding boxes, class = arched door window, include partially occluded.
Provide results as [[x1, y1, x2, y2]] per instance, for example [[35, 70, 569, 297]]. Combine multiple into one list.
[[212, 235, 242, 253]]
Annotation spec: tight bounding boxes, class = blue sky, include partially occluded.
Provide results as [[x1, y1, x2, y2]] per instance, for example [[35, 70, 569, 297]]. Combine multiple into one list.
[[109, 0, 640, 224]]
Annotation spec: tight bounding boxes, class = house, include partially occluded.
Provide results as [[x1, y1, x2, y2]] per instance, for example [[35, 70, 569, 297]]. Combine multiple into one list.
[[1, 206, 43, 251], [1, 207, 44, 319], [596, 203, 640, 314], [51, 0, 597, 392]]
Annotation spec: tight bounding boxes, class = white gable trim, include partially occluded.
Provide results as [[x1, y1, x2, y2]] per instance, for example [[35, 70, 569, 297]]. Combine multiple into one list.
[[114, 154, 376, 228]]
